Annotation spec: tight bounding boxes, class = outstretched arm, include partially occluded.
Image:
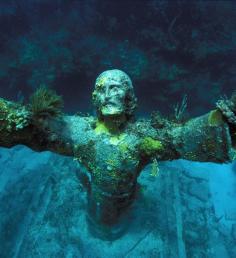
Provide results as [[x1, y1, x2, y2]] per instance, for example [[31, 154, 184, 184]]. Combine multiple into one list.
[[0, 88, 74, 156], [170, 109, 235, 163], [137, 94, 236, 164], [168, 94, 236, 163]]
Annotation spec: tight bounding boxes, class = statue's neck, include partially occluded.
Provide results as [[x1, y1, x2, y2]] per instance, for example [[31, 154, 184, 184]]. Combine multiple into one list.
[[99, 114, 127, 134]]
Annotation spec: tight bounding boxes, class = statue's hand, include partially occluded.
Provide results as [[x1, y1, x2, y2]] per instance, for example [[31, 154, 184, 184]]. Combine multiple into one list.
[[216, 93, 236, 149], [216, 93, 236, 125]]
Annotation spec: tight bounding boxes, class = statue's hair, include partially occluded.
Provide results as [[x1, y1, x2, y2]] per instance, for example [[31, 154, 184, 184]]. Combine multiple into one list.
[[92, 69, 137, 119]]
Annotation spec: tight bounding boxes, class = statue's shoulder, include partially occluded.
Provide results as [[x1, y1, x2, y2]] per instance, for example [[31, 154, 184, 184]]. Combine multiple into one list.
[[56, 113, 96, 146], [126, 118, 156, 137], [126, 116, 172, 142], [64, 114, 96, 134]]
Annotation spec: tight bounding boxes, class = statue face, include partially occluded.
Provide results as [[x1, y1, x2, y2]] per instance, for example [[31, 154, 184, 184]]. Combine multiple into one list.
[[97, 79, 127, 116], [93, 69, 136, 118]]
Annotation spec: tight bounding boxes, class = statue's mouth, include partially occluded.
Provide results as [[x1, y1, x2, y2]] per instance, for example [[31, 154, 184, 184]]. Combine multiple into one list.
[[101, 103, 123, 116], [102, 103, 118, 110], [103, 101, 115, 106]]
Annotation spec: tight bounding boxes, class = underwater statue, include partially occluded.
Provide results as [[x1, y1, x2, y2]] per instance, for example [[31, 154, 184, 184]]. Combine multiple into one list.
[[0, 69, 235, 239]]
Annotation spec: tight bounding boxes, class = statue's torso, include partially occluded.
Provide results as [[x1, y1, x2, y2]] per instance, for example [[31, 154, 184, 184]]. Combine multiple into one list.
[[65, 115, 144, 193], [51, 114, 166, 227]]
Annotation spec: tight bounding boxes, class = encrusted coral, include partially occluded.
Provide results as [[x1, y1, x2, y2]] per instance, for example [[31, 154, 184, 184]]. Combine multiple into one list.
[[29, 86, 64, 118], [216, 96, 236, 125], [0, 98, 31, 132], [94, 120, 110, 135], [138, 136, 163, 157], [150, 111, 168, 129]]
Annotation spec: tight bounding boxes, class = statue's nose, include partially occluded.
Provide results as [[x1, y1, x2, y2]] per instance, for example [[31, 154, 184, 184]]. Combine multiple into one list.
[[102, 93, 109, 103], [104, 88, 110, 99]]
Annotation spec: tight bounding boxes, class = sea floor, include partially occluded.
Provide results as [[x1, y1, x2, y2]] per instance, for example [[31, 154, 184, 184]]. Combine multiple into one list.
[[0, 145, 235, 258]]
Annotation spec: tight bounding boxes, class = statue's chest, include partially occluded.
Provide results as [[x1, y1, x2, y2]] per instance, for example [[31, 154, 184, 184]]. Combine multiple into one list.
[[88, 133, 140, 191], [94, 133, 139, 171], [74, 128, 141, 192], [73, 126, 141, 183]]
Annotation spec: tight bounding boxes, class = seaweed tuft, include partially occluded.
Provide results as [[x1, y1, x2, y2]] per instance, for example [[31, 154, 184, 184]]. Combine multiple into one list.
[[29, 86, 64, 118]]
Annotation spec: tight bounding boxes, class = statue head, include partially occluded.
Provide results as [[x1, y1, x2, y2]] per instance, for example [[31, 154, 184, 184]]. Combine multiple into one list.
[[92, 69, 137, 120]]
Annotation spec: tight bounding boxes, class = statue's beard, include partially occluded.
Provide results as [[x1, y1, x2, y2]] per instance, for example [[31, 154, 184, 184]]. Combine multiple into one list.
[[101, 103, 124, 116]]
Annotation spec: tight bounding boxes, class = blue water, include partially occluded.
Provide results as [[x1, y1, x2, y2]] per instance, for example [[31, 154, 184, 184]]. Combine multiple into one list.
[[0, 1, 236, 257]]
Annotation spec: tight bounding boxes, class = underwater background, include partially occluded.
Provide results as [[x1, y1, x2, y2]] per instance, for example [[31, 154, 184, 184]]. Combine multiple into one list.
[[0, 0, 236, 257]]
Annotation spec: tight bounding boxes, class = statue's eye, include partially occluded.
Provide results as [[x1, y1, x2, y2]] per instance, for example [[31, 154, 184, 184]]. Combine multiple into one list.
[[110, 85, 118, 92]]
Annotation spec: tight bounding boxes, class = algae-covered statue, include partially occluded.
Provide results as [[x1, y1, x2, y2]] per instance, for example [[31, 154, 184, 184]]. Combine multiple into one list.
[[0, 69, 236, 239]]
